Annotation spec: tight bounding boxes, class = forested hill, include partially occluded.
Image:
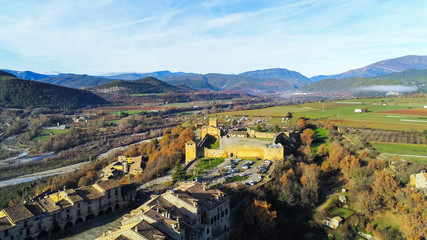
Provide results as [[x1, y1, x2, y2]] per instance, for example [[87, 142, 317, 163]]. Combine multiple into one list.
[[0, 71, 108, 109], [89, 77, 184, 94]]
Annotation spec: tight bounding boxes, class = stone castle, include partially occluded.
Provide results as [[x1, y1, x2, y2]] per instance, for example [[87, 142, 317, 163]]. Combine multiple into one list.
[[186, 118, 285, 164]]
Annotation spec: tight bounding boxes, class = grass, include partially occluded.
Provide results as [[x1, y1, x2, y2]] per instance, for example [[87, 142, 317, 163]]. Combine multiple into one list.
[[110, 110, 145, 116], [312, 128, 328, 153], [210, 139, 220, 149], [371, 142, 427, 156], [196, 158, 225, 171], [33, 129, 68, 143], [131, 93, 166, 96], [225, 175, 248, 183], [328, 207, 354, 219], [372, 211, 400, 231], [211, 96, 427, 132]]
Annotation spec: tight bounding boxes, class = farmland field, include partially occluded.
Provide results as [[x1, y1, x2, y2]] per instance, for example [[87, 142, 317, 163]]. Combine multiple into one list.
[[371, 142, 427, 156], [211, 96, 427, 132], [33, 129, 68, 143], [348, 128, 425, 144]]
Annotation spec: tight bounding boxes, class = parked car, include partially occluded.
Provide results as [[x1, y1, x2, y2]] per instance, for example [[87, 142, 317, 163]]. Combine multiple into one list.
[[242, 165, 249, 170]]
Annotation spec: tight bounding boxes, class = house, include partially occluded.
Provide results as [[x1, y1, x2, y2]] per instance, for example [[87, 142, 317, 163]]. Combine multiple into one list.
[[339, 195, 347, 203], [354, 109, 362, 113], [0, 180, 136, 240], [323, 216, 343, 229], [73, 116, 88, 123], [97, 181, 230, 240], [409, 171, 427, 193]]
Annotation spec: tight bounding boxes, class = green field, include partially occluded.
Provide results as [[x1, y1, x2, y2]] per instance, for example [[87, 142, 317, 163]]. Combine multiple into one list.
[[197, 158, 225, 171], [110, 110, 145, 116], [371, 142, 427, 156], [162, 102, 194, 107], [211, 97, 427, 132], [33, 129, 68, 143], [328, 207, 354, 219], [372, 211, 400, 231]]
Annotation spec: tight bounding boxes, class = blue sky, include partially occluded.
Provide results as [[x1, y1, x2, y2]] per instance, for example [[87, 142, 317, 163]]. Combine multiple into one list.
[[1, 0, 427, 77]]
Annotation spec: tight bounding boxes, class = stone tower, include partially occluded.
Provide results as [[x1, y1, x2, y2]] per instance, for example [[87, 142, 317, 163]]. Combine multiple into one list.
[[185, 140, 196, 164]]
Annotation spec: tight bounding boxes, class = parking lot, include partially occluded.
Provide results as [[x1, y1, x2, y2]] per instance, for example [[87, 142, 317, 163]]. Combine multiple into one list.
[[201, 157, 273, 188]]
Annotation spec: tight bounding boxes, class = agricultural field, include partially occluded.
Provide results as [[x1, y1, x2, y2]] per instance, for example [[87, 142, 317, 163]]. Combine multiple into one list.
[[370, 142, 427, 156], [33, 129, 68, 143], [110, 110, 146, 116], [211, 96, 427, 132], [348, 128, 425, 144]]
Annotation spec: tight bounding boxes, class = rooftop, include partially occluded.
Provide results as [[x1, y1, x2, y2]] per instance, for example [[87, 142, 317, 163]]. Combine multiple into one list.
[[96, 179, 121, 191], [3, 204, 34, 223]]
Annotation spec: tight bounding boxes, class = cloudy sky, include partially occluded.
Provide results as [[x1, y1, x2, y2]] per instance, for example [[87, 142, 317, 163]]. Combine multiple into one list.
[[1, 0, 427, 77]]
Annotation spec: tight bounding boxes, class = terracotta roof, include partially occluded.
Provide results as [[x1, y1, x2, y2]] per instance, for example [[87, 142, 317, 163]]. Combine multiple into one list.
[[3, 204, 34, 223], [174, 182, 229, 210], [0, 216, 13, 231], [143, 209, 179, 230], [64, 189, 84, 203], [24, 201, 46, 216], [135, 220, 168, 240], [114, 235, 132, 240], [76, 186, 104, 201], [36, 197, 61, 213], [96, 179, 121, 191]]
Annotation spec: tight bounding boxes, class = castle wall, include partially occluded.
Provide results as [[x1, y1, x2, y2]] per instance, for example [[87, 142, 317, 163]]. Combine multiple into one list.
[[224, 145, 265, 159], [204, 148, 227, 158]]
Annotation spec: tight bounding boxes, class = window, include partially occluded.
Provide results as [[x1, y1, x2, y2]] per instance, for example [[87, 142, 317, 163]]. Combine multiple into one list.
[[115, 189, 118, 196], [77, 209, 81, 215], [206, 227, 209, 234], [225, 209, 228, 215], [108, 192, 111, 198], [24, 220, 27, 227], [210, 218, 213, 224], [4, 229, 8, 236], [78, 203, 81, 208], [221, 211, 224, 217], [66, 209, 70, 213]]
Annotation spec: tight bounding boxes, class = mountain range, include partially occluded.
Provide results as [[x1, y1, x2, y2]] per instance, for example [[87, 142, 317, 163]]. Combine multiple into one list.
[[2, 55, 427, 94], [310, 55, 427, 81]]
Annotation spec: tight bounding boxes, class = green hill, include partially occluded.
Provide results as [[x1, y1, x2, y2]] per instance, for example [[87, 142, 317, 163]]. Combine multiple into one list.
[[0, 71, 108, 109], [90, 77, 182, 94]]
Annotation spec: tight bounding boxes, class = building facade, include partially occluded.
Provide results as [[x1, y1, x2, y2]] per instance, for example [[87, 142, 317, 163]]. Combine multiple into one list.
[[0, 180, 135, 240]]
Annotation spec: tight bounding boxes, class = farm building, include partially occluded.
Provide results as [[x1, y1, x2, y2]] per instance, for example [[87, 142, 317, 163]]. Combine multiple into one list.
[[323, 216, 343, 229], [354, 109, 362, 113]]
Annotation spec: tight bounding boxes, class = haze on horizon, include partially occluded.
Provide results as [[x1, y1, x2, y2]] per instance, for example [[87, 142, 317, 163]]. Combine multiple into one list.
[[1, 0, 427, 77]]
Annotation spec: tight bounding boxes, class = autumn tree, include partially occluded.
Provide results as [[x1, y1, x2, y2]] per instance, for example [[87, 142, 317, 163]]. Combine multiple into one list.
[[300, 128, 315, 146], [296, 117, 308, 130]]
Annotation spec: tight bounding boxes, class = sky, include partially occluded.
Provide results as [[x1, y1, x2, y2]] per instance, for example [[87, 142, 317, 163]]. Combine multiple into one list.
[[1, 0, 427, 77]]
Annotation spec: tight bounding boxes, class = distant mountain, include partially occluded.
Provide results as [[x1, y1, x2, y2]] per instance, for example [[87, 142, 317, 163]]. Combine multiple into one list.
[[239, 68, 311, 87], [0, 71, 108, 109], [38, 74, 115, 88], [301, 68, 427, 93], [99, 71, 192, 81], [89, 77, 182, 94], [311, 55, 427, 81], [0, 69, 51, 80], [160, 73, 296, 93]]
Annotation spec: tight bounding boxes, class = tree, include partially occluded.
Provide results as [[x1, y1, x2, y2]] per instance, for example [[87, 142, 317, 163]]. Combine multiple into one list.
[[296, 117, 308, 130], [172, 160, 187, 182], [256, 124, 262, 132], [362, 107, 368, 112], [273, 124, 280, 132], [232, 118, 238, 127], [300, 128, 315, 146]]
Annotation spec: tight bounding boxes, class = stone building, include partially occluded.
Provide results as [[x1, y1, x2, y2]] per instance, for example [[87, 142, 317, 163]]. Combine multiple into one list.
[[185, 140, 197, 164], [0, 180, 135, 240], [97, 182, 230, 240]]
